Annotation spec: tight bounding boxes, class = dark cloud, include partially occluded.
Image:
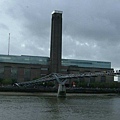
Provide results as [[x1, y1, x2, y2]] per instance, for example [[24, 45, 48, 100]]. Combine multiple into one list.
[[0, 23, 9, 30], [63, 0, 120, 42], [0, 0, 120, 69]]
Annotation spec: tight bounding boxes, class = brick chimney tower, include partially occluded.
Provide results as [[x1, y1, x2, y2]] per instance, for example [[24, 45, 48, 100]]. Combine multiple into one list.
[[50, 10, 63, 73]]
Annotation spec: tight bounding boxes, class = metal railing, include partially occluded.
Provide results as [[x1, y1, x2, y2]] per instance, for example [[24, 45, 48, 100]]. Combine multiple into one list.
[[14, 70, 120, 87]]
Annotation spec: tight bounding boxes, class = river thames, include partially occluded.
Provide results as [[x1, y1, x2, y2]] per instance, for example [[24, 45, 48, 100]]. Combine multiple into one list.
[[0, 93, 120, 120]]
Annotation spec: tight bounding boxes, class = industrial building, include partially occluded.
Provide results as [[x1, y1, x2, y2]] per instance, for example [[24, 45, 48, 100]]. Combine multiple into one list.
[[0, 10, 114, 84]]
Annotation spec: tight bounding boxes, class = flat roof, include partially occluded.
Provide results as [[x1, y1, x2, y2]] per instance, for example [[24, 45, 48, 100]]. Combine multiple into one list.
[[0, 54, 49, 65], [0, 54, 111, 69], [62, 59, 111, 69], [51, 10, 63, 14]]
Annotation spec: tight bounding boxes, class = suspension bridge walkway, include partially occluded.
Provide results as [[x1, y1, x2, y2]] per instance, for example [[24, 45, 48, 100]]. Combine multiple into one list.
[[13, 70, 120, 97]]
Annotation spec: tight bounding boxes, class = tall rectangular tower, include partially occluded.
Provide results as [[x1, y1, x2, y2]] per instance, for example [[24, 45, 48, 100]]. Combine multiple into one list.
[[50, 10, 62, 73]]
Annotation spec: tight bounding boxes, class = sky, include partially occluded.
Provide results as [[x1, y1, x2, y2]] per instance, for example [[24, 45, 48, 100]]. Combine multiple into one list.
[[0, 0, 120, 69]]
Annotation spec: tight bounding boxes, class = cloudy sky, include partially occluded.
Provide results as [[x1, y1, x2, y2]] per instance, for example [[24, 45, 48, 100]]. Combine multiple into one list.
[[0, 0, 120, 69]]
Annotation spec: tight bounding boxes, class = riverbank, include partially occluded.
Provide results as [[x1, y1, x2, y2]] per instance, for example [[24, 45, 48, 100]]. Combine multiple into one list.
[[0, 91, 119, 97], [0, 86, 120, 93], [0, 86, 120, 97]]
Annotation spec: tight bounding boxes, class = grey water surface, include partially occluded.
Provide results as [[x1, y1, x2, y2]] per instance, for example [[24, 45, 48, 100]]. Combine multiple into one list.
[[0, 94, 120, 120]]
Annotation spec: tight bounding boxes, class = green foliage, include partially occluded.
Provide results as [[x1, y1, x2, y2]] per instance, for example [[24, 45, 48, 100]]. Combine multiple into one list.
[[78, 82, 88, 88], [33, 77, 39, 80], [1, 79, 13, 85], [12, 79, 17, 84], [77, 81, 120, 88]]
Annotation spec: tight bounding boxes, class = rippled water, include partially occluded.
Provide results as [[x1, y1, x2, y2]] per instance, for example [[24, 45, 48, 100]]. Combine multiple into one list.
[[0, 94, 120, 120]]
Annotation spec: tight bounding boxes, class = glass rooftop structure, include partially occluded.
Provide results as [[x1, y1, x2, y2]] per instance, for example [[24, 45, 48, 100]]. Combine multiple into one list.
[[0, 55, 111, 69], [62, 59, 111, 69], [0, 55, 49, 65]]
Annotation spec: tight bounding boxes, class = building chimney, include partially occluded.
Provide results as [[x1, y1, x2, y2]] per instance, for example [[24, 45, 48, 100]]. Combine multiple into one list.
[[50, 10, 63, 73]]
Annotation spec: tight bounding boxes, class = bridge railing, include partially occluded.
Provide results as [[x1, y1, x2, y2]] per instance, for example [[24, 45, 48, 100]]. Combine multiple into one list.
[[14, 70, 120, 87]]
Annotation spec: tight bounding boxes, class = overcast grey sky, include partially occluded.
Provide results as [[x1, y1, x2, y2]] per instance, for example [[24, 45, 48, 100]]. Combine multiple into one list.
[[0, 0, 120, 69]]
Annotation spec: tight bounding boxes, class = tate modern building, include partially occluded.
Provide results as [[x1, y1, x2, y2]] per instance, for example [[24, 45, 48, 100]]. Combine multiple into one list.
[[0, 11, 114, 83]]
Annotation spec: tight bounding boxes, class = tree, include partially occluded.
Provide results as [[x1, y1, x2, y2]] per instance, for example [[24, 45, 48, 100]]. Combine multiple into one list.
[[1, 79, 13, 85]]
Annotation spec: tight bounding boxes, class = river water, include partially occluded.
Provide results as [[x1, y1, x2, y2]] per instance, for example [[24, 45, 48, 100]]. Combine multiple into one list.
[[0, 93, 120, 120]]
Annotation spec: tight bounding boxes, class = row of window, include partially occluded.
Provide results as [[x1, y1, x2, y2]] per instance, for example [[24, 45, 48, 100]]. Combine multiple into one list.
[[62, 59, 111, 68], [0, 67, 49, 81], [0, 55, 49, 65], [72, 76, 106, 83]]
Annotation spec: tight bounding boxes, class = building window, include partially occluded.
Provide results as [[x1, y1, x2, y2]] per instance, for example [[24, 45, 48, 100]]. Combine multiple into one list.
[[0, 67, 4, 79], [101, 76, 106, 82], [90, 77, 95, 83], [41, 68, 48, 71], [24, 68, 30, 81], [11, 67, 17, 81], [61, 69, 67, 72]]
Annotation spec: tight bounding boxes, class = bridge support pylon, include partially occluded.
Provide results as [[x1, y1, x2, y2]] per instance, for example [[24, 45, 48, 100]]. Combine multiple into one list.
[[57, 84, 66, 97], [53, 73, 67, 97]]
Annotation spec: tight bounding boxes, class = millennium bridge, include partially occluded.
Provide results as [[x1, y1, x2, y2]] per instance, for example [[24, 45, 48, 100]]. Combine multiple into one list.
[[14, 70, 120, 97]]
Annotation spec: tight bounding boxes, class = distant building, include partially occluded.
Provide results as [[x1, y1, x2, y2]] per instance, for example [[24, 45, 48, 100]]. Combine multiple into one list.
[[0, 10, 114, 84], [114, 75, 120, 82]]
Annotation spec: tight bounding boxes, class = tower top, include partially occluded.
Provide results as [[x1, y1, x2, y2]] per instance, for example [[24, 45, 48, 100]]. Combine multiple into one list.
[[51, 10, 63, 14]]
